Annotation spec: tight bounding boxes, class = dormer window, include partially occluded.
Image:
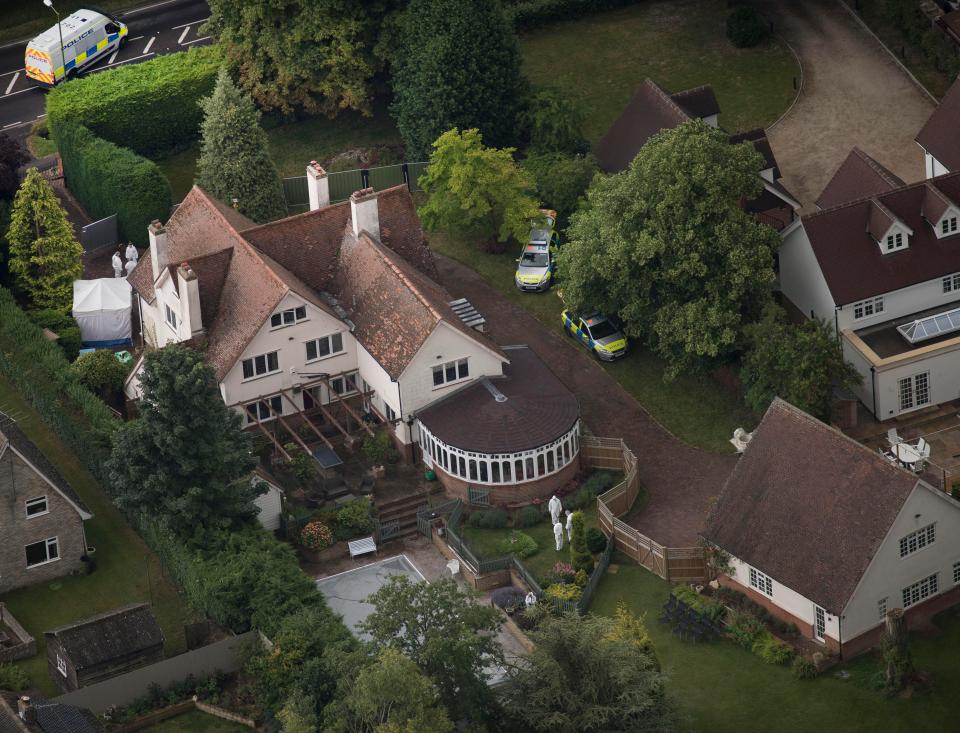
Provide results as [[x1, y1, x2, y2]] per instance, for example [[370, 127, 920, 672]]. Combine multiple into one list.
[[270, 305, 307, 329], [942, 217, 958, 236], [885, 232, 904, 252]]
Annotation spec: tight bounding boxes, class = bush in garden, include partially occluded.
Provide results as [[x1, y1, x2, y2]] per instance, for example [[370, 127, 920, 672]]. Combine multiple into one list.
[[491, 586, 526, 611], [467, 508, 508, 529], [582, 470, 619, 496], [514, 504, 543, 529], [569, 510, 593, 574], [27, 307, 81, 360], [71, 349, 129, 394], [573, 569, 588, 587], [361, 428, 392, 465], [543, 562, 576, 586], [299, 521, 334, 551], [792, 656, 818, 680], [335, 497, 374, 539], [726, 5, 767, 48], [281, 442, 318, 484], [0, 663, 29, 692], [585, 527, 607, 554], [517, 87, 589, 155], [726, 610, 765, 650], [497, 531, 538, 559], [544, 582, 581, 603], [753, 633, 794, 666]]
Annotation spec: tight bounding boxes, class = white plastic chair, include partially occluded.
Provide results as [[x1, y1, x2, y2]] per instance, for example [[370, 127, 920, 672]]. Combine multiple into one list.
[[446, 558, 460, 577], [887, 428, 900, 446]]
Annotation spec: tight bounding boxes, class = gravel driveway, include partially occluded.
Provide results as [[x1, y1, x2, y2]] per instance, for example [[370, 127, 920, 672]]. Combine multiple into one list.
[[764, 0, 935, 210]]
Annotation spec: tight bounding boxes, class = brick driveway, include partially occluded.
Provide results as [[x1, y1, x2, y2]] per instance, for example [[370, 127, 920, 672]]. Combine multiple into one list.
[[764, 0, 934, 210], [436, 256, 736, 547]]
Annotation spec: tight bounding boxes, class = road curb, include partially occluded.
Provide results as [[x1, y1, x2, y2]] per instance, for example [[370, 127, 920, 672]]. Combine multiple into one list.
[[766, 32, 804, 132]]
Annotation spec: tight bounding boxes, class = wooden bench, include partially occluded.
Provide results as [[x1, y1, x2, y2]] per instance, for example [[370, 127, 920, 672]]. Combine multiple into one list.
[[348, 537, 377, 558]]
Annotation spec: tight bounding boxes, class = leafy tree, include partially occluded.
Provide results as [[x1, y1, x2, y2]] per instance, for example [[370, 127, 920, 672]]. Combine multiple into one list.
[[6, 168, 83, 312], [741, 302, 861, 420], [197, 69, 286, 223], [105, 345, 260, 538], [606, 600, 658, 664], [726, 5, 768, 48], [419, 128, 541, 250], [205, 0, 404, 116], [557, 120, 779, 377], [503, 612, 674, 733], [568, 510, 593, 574], [71, 349, 129, 394], [359, 575, 503, 723], [0, 133, 28, 200], [518, 87, 588, 154], [390, 0, 525, 158], [523, 151, 598, 227], [278, 691, 318, 733]]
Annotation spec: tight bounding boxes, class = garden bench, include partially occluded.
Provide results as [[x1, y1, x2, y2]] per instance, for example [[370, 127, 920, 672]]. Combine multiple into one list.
[[348, 537, 377, 558]]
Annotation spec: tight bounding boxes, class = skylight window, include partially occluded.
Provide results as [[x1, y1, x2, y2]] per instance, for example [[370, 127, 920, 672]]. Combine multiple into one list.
[[897, 306, 960, 344]]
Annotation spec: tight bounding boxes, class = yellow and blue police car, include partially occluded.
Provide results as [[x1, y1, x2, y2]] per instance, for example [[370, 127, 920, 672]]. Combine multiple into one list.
[[514, 209, 558, 292], [561, 309, 628, 361]]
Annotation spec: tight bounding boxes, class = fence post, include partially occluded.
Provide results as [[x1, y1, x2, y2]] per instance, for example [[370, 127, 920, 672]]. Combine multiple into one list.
[[361, 168, 370, 189], [402, 162, 410, 188]]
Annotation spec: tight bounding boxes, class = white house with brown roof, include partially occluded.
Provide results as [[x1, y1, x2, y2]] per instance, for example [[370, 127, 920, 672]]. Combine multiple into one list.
[[916, 75, 960, 179], [704, 399, 960, 658]]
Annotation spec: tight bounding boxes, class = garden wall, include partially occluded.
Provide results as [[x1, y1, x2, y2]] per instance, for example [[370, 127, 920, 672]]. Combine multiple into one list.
[[0, 603, 36, 663]]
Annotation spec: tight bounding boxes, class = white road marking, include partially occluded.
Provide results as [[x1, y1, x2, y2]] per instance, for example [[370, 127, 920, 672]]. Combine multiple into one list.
[[37, 113, 45, 119], [143, 36, 156, 54], [177, 26, 191, 44], [2, 121, 21, 129], [0, 69, 20, 78], [172, 18, 207, 30], [4, 72, 19, 96], [128, 35, 145, 41], [181, 36, 211, 46], [94, 52, 156, 72], [0, 87, 40, 100], [122, 0, 180, 16], [108, 49, 119, 64]]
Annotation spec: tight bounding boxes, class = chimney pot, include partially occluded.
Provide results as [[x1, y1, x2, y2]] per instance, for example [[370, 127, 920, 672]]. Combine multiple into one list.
[[18, 697, 36, 724], [148, 220, 168, 283], [350, 188, 380, 241], [307, 161, 330, 210]]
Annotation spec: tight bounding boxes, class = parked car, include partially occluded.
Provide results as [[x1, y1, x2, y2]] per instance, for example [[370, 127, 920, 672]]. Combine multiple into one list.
[[25, 8, 128, 86], [514, 209, 559, 292], [560, 309, 628, 361]]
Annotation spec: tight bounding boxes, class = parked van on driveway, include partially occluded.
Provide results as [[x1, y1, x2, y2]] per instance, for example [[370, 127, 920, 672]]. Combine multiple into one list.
[[25, 8, 128, 86]]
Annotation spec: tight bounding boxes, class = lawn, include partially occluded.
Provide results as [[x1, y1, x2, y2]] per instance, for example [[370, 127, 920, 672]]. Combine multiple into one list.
[[0, 376, 196, 696], [142, 710, 251, 733], [428, 231, 758, 452], [520, 0, 800, 143], [591, 557, 960, 732]]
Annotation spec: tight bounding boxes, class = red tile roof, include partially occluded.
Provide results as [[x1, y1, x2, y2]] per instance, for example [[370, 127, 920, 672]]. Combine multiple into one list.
[[916, 75, 960, 171], [816, 147, 905, 210], [802, 172, 960, 305], [702, 399, 919, 613]]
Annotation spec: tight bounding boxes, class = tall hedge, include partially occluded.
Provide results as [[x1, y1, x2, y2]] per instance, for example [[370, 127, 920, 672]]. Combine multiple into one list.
[[57, 123, 171, 247], [47, 45, 222, 158]]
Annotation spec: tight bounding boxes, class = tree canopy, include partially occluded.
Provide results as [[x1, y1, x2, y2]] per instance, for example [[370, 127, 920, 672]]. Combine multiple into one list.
[[741, 302, 861, 420], [518, 87, 588, 155], [418, 128, 541, 249], [522, 151, 598, 228], [557, 120, 780, 377], [0, 133, 28, 200], [105, 345, 261, 539], [6, 168, 83, 312], [390, 0, 525, 158], [197, 69, 287, 223]]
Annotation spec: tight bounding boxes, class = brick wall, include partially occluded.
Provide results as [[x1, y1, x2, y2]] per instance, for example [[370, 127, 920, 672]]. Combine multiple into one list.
[[0, 603, 36, 663], [433, 455, 580, 507], [721, 575, 816, 639]]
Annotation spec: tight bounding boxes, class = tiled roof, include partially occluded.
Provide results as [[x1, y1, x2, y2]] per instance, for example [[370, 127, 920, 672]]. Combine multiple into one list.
[[45, 603, 163, 671], [669, 84, 720, 120], [0, 413, 91, 518], [0, 694, 100, 733], [728, 128, 780, 176], [916, 75, 960, 171], [702, 399, 919, 613], [416, 346, 578, 453], [802, 172, 960, 305], [816, 148, 905, 210]]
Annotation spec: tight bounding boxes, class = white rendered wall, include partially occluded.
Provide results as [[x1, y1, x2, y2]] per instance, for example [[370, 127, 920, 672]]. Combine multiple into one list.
[[778, 225, 837, 323], [872, 343, 960, 418], [355, 343, 407, 443], [926, 152, 951, 179]]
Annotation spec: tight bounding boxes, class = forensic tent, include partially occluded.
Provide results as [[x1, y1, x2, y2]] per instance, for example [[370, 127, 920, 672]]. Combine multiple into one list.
[[72, 278, 132, 347]]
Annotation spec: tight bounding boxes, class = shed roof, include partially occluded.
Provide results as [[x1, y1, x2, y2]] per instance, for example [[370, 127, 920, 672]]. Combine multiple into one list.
[[45, 603, 163, 670]]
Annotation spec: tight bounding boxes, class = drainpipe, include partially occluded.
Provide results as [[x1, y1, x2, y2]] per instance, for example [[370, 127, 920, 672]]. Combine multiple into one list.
[[870, 366, 877, 416], [834, 305, 840, 339]]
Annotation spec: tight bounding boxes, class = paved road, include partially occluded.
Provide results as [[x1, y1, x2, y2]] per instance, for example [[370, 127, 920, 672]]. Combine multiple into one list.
[[764, 0, 934, 210], [0, 0, 210, 137]]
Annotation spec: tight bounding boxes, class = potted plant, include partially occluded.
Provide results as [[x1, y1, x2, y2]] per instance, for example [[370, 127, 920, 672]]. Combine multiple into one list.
[[299, 521, 335, 562]]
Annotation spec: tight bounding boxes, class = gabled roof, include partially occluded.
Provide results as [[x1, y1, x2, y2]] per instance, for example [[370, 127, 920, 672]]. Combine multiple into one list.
[[45, 603, 163, 670], [802, 172, 960, 305], [916, 75, 960, 171], [702, 399, 920, 613], [728, 128, 779, 177], [669, 84, 720, 119], [0, 694, 100, 733], [816, 147, 905, 210], [0, 413, 91, 519]]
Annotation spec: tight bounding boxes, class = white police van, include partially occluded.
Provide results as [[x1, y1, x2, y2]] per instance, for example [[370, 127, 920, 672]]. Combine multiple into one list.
[[25, 8, 128, 86]]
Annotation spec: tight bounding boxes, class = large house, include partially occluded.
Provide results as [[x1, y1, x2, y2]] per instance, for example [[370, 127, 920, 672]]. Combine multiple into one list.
[[0, 413, 91, 593], [915, 75, 960, 179], [124, 170, 581, 505], [703, 398, 960, 658]]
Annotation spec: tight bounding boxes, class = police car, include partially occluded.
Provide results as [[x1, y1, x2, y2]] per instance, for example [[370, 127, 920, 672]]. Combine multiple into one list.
[[514, 209, 558, 292], [561, 309, 628, 361], [25, 8, 128, 86]]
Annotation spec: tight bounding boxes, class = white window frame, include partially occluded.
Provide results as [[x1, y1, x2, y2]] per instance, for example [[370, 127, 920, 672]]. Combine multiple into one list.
[[25, 496, 49, 518], [383, 402, 397, 423], [330, 371, 359, 397], [941, 217, 958, 236], [898, 372, 931, 413], [814, 606, 826, 642], [164, 303, 178, 331], [953, 560, 960, 585], [270, 305, 308, 330], [902, 573, 939, 608], [943, 273, 960, 294], [245, 395, 283, 424], [899, 523, 936, 558], [57, 654, 67, 677], [748, 567, 773, 597], [305, 332, 344, 363], [241, 351, 280, 381], [25, 537, 59, 568], [431, 358, 470, 389], [885, 231, 906, 252], [852, 296, 884, 320], [877, 597, 887, 621]]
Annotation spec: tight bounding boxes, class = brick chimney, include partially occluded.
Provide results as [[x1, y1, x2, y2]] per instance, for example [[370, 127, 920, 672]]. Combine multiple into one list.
[[350, 188, 380, 241], [176, 262, 203, 338], [306, 161, 330, 211], [149, 220, 169, 282], [18, 696, 36, 724]]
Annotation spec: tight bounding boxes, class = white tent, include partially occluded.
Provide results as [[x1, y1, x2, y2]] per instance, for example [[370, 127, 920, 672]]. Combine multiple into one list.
[[72, 278, 132, 347]]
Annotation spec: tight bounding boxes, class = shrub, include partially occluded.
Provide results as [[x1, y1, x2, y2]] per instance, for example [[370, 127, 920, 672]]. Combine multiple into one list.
[[544, 582, 582, 603], [726, 610, 765, 650], [514, 504, 543, 529], [726, 5, 768, 48], [671, 585, 727, 622], [361, 427, 392, 465], [716, 585, 746, 607], [467, 508, 508, 529], [497, 531, 538, 559], [491, 585, 526, 610], [581, 470, 619, 497], [753, 633, 795, 666], [523, 151, 597, 227], [585, 527, 607, 554], [335, 497, 374, 539], [573, 569, 588, 587], [27, 307, 81, 360], [280, 443, 318, 484], [0, 662, 29, 692], [71, 349, 129, 393], [569, 510, 593, 574], [565, 486, 596, 511], [792, 656, 818, 680], [47, 45, 222, 158], [518, 88, 588, 154], [543, 561, 576, 586], [299, 521, 333, 551]]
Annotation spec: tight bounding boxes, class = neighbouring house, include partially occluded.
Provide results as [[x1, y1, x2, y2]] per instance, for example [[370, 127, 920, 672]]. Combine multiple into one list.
[[779, 167, 960, 419], [124, 173, 582, 505], [252, 466, 284, 532], [915, 75, 960, 178], [703, 398, 960, 659], [45, 603, 164, 693], [0, 693, 100, 733], [0, 413, 92, 594], [593, 78, 800, 230]]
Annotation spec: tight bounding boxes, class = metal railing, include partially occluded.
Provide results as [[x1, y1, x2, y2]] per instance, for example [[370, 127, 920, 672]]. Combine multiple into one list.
[[467, 486, 491, 506]]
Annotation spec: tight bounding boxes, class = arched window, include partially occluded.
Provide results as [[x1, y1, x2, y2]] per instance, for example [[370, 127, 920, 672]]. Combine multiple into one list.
[[526, 456, 535, 478], [537, 453, 546, 476], [546, 451, 555, 473], [459, 456, 466, 476], [502, 461, 512, 482], [469, 459, 478, 481], [491, 462, 500, 483], [556, 445, 563, 466], [441, 449, 448, 470], [479, 461, 488, 482], [515, 459, 525, 481], [563, 440, 570, 463]]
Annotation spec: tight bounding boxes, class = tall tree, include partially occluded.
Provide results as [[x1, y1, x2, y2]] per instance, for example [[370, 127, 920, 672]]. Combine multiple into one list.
[[503, 612, 674, 733], [359, 576, 503, 724], [6, 168, 82, 312], [197, 69, 287, 223], [418, 128, 541, 250], [205, 0, 403, 116], [557, 120, 780, 377], [0, 133, 28, 200], [741, 301, 861, 420], [105, 345, 260, 538], [390, 0, 525, 159]]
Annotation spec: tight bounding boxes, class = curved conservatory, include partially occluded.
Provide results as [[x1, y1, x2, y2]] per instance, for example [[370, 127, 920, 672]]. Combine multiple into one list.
[[415, 346, 581, 505]]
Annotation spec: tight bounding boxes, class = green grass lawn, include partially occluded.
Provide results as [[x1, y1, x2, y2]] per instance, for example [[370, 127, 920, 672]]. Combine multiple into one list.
[[428, 231, 757, 452], [520, 0, 800, 143], [0, 376, 196, 696], [142, 710, 251, 733], [591, 557, 960, 732]]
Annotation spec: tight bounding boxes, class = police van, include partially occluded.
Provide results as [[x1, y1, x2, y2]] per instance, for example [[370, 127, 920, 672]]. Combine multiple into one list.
[[25, 8, 128, 86]]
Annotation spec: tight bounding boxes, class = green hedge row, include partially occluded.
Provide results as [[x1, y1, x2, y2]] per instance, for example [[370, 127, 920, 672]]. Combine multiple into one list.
[[0, 288, 118, 480], [506, 0, 640, 31], [57, 123, 171, 247], [47, 45, 222, 158]]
